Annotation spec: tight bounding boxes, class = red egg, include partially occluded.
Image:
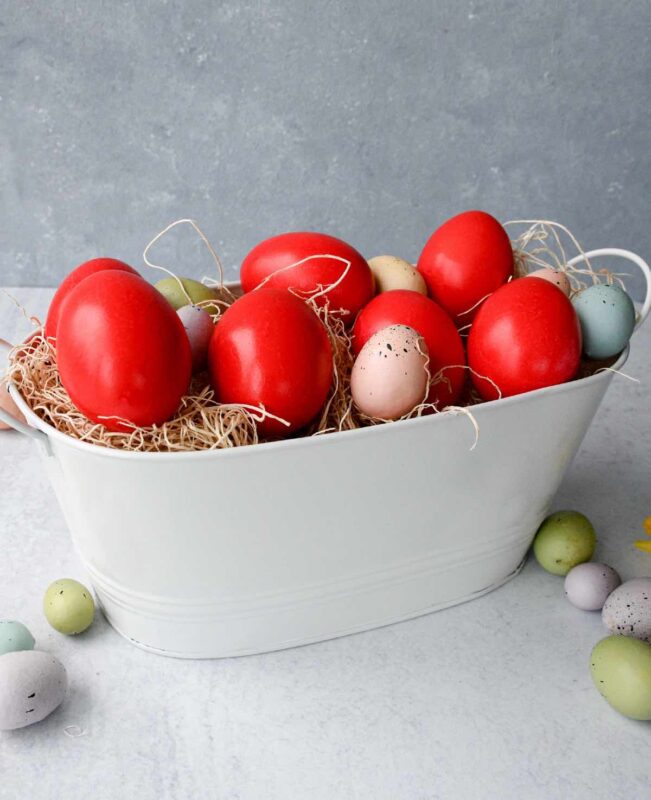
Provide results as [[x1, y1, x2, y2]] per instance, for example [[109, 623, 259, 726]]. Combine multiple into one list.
[[45, 258, 139, 343], [56, 271, 191, 430], [467, 277, 582, 400], [240, 232, 373, 323], [417, 211, 513, 324], [209, 288, 333, 437], [352, 290, 466, 408]]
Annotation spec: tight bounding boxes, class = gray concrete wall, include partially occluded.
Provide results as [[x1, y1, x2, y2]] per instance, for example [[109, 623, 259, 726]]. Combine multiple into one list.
[[1, 1, 649, 298]]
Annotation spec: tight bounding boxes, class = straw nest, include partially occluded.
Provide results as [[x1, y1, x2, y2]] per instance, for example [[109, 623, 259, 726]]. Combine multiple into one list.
[[4, 220, 624, 453]]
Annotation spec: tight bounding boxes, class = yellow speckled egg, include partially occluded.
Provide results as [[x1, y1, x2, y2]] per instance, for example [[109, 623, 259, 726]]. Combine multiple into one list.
[[43, 579, 95, 635], [351, 325, 429, 420], [367, 256, 427, 296], [526, 268, 571, 296]]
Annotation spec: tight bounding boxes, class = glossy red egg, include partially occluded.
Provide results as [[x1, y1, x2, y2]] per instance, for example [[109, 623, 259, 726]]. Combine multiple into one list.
[[467, 277, 582, 400], [209, 288, 333, 437], [56, 271, 191, 430], [240, 232, 373, 324], [352, 290, 466, 408], [45, 257, 139, 343], [417, 211, 513, 324]]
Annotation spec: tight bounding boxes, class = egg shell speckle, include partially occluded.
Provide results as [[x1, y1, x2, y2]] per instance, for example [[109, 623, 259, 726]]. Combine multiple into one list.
[[0, 650, 67, 730], [177, 304, 215, 371], [572, 283, 636, 360], [367, 256, 427, 296], [602, 577, 651, 643], [526, 268, 571, 296], [351, 325, 429, 420], [0, 620, 35, 655], [564, 562, 621, 611]]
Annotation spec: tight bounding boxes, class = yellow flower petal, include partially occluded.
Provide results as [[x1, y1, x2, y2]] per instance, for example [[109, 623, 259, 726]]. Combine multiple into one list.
[[634, 539, 651, 553], [644, 516, 651, 536]]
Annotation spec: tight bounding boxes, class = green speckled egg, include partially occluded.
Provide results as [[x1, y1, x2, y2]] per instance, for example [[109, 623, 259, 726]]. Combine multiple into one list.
[[155, 277, 219, 315], [0, 620, 35, 655], [532, 510, 596, 576], [572, 283, 636, 360], [590, 635, 651, 720], [43, 579, 95, 635]]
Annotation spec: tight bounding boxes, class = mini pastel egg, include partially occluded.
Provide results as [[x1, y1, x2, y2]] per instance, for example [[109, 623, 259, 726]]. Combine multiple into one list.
[[351, 325, 429, 420], [526, 268, 571, 296], [155, 276, 220, 315], [177, 305, 215, 371], [367, 256, 428, 296], [590, 635, 651, 720], [564, 563, 621, 611], [532, 510, 596, 576], [572, 283, 636, 359], [0, 650, 67, 730], [0, 620, 35, 655], [602, 577, 651, 643], [43, 578, 95, 635]]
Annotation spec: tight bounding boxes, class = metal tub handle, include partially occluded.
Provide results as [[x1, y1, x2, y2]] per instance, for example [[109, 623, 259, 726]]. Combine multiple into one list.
[[0, 337, 51, 451], [567, 248, 651, 333]]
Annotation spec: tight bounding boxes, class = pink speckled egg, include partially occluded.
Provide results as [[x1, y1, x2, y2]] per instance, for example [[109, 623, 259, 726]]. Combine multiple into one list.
[[351, 325, 429, 420], [177, 305, 215, 372], [526, 268, 571, 296]]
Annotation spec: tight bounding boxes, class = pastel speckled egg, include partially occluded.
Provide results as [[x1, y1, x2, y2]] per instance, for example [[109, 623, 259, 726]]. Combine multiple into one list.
[[0, 620, 35, 655], [564, 563, 621, 611], [526, 268, 571, 296], [602, 578, 651, 643], [155, 276, 220, 315], [590, 635, 651, 720], [351, 325, 429, 420], [572, 283, 636, 359], [43, 578, 95, 635], [532, 510, 596, 576], [0, 650, 67, 730], [177, 305, 215, 371], [367, 256, 427, 296]]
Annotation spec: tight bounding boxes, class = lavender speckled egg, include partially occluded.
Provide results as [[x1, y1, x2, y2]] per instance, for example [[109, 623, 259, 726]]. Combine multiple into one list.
[[351, 325, 429, 420], [0, 650, 67, 730], [564, 563, 621, 611], [526, 268, 571, 297], [177, 305, 215, 371], [602, 578, 651, 643]]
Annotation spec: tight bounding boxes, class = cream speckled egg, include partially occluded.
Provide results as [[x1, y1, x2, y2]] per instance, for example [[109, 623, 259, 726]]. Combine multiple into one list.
[[564, 563, 621, 611], [0, 650, 67, 730], [602, 578, 651, 643], [351, 325, 429, 420], [367, 256, 427, 296], [526, 268, 571, 296]]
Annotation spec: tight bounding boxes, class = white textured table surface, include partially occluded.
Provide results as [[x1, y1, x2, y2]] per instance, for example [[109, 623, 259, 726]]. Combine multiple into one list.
[[1, 288, 650, 800]]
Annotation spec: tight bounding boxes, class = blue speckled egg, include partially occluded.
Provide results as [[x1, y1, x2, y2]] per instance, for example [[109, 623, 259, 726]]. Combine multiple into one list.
[[0, 620, 35, 655], [572, 283, 636, 359]]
